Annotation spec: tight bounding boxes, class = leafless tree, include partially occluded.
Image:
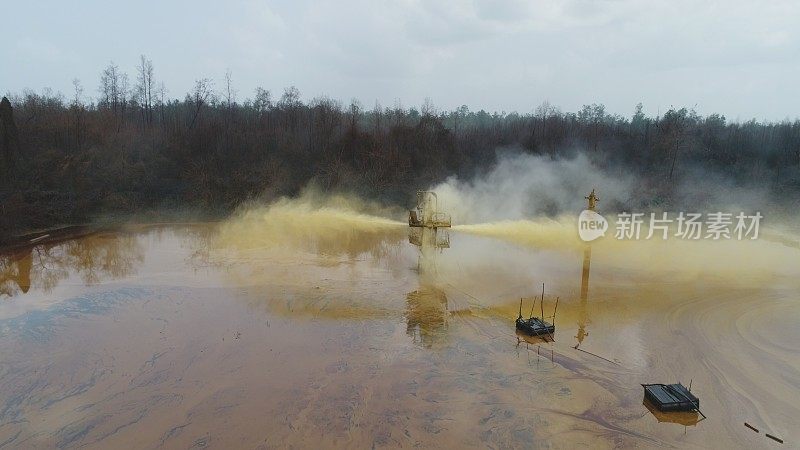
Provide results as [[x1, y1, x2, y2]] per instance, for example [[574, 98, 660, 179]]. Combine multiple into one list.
[[156, 82, 167, 126], [71, 78, 84, 151], [135, 55, 155, 125], [254, 87, 271, 115], [224, 69, 236, 110], [452, 104, 468, 136], [348, 99, 361, 130], [99, 61, 121, 113], [371, 100, 383, 135], [189, 78, 213, 129], [71, 78, 83, 108], [279, 86, 301, 110], [118, 72, 130, 129], [421, 97, 436, 117]]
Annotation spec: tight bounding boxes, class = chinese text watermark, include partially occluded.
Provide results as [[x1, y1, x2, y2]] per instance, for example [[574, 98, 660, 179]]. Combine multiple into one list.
[[579, 211, 762, 242]]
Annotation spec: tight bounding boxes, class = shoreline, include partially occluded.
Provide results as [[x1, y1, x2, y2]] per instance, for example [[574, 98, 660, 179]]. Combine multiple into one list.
[[0, 221, 221, 255]]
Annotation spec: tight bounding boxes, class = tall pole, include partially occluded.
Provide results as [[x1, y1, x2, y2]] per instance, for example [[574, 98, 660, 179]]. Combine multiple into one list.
[[528, 296, 536, 319], [540, 283, 545, 319], [553, 297, 560, 325]]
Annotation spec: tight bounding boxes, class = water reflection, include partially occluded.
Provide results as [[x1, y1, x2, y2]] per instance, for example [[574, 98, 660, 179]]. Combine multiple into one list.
[[0, 233, 144, 298], [575, 245, 592, 349], [516, 329, 553, 345], [405, 286, 449, 348], [408, 227, 450, 250], [1, 221, 798, 448], [406, 224, 451, 348], [643, 399, 701, 427], [0, 249, 32, 296]]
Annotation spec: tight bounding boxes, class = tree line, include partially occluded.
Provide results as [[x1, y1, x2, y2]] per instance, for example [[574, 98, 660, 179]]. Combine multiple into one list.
[[1, 57, 799, 242]]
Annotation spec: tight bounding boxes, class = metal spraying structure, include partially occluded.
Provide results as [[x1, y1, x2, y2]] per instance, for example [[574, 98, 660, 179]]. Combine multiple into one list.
[[406, 190, 452, 347], [585, 188, 599, 211], [408, 191, 451, 250], [408, 191, 451, 229]]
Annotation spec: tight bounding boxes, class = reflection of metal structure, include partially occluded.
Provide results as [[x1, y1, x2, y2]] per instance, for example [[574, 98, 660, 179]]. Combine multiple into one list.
[[576, 190, 597, 348], [408, 190, 451, 275], [408, 191, 451, 228], [405, 286, 448, 348], [408, 227, 450, 249], [515, 329, 555, 366], [516, 329, 552, 345], [575, 245, 591, 348], [643, 399, 700, 426], [406, 190, 452, 347]]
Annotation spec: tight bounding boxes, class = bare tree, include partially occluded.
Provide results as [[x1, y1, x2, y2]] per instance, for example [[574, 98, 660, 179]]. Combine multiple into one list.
[[371, 100, 383, 135], [118, 72, 130, 129], [99, 61, 121, 113], [223, 70, 237, 129], [578, 103, 606, 151], [421, 97, 436, 117], [156, 82, 167, 126], [135, 55, 155, 125], [279, 86, 301, 131], [452, 104, 468, 136], [279, 86, 301, 110], [224, 69, 236, 110], [98, 61, 130, 127], [254, 87, 271, 116], [71, 78, 84, 151], [348, 99, 361, 131], [189, 78, 213, 129], [72, 78, 83, 108]]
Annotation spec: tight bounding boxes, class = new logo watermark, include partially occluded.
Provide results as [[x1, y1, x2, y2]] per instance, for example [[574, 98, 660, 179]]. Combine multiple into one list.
[[578, 211, 762, 242], [578, 210, 608, 242]]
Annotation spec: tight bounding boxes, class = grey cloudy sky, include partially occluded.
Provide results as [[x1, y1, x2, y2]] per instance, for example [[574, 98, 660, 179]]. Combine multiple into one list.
[[2, 0, 798, 121]]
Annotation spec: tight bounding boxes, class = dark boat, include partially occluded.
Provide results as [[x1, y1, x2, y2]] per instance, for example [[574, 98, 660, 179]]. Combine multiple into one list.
[[642, 383, 700, 413], [515, 284, 557, 338], [515, 316, 555, 337], [515, 328, 553, 344]]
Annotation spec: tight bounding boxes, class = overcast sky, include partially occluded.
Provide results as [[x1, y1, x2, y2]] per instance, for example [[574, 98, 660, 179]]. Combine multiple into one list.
[[2, 0, 798, 121]]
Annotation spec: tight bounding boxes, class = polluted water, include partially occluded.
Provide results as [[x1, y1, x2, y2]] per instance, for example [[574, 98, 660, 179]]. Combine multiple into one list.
[[0, 191, 798, 449]]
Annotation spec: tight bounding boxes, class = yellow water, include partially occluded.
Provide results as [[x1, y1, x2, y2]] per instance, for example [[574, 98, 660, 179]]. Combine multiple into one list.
[[0, 211, 798, 448]]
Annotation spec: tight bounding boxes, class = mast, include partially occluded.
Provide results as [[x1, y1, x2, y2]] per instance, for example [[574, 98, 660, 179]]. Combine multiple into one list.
[[540, 283, 545, 319], [553, 297, 560, 325], [528, 295, 536, 319]]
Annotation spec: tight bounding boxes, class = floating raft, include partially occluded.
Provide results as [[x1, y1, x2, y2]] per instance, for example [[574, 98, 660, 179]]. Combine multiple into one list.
[[515, 317, 555, 337], [642, 383, 699, 412]]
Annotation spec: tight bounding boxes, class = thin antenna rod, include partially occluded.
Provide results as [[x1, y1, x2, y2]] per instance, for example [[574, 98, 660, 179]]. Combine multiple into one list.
[[518, 298, 523, 319], [540, 283, 545, 320], [528, 295, 536, 319], [553, 296, 560, 325]]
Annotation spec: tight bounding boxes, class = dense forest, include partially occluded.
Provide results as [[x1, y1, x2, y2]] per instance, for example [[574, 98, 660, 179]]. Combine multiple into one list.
[[2, 58, 799, 242]]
